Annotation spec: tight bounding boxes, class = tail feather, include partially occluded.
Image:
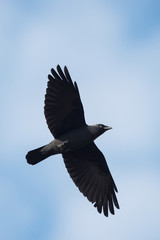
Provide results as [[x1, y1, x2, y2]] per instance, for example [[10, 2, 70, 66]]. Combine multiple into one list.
[[26, 145, 50, 165]]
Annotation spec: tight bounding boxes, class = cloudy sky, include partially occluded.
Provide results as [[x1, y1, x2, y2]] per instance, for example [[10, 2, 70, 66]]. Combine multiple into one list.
[[1, 0, 160, 239]]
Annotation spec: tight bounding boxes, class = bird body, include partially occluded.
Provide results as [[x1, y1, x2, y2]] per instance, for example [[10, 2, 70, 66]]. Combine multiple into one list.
[[26, 124, 111, 164], [26, 65, 119, 217]]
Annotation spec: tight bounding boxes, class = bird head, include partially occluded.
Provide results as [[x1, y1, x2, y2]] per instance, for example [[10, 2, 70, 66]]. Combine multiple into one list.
[[97, 124, 112, 133], [88, 124, 112, 140], [96, 124, 112, 138]]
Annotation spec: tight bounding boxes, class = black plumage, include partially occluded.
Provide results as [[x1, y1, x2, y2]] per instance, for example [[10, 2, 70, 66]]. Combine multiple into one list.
[[26, 65, 119, 217]]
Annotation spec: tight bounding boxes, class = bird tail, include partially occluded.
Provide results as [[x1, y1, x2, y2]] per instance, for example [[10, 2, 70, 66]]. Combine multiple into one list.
[[26, 145, 54, 165]]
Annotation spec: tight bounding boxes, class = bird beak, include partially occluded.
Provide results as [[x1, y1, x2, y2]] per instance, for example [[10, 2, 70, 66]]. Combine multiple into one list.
[[104, 126, 112, 131]]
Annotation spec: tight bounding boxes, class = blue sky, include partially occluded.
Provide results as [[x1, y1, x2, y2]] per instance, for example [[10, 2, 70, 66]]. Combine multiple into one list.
[[1, 0, 160, 239]]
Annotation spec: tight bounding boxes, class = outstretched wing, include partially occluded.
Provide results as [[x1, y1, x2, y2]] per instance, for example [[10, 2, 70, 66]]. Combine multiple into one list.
[[63, 142, 119, 217], [44, 65, 86, 138]]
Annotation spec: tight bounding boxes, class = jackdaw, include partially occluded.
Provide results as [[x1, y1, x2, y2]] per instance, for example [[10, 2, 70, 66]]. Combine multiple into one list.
[[26, 65, 119, 217]]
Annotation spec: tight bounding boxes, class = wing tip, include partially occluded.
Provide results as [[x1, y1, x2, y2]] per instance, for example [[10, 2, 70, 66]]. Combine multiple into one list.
[[64, 65, 68, 71], [94, 195, 119, 217], [57, 64, 62, 72], [48, 74, 53, 81]]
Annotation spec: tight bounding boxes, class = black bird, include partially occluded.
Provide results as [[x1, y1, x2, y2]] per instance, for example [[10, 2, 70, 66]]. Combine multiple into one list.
[[26, 65, 119, 217]]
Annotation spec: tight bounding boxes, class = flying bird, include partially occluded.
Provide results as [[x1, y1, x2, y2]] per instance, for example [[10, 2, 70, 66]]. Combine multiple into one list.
[[26, 65, 119, 217]]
